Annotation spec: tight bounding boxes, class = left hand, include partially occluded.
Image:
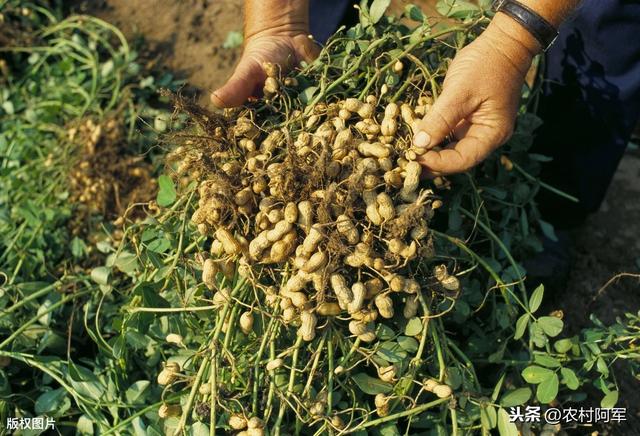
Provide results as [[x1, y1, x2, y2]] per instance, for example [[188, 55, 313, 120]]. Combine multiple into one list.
[[211, 32, 319, 108]]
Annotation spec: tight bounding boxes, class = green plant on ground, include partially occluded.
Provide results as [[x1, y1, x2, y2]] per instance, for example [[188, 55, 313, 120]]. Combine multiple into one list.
[[0, 0, 181, 432]]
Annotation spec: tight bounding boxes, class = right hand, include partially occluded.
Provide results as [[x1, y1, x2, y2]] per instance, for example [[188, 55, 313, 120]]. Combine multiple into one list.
[[211, 31, 319, 108], [413, 13, 539, 176]]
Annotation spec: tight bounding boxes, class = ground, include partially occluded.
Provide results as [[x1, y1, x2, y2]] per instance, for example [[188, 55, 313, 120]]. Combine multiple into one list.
[[565, 149, 640, 331], [74, 0, 640, 431]]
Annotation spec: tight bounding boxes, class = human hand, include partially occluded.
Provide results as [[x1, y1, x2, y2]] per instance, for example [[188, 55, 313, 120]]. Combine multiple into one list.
[[211, 1, 319, 108], [413, 14, 540, 176]]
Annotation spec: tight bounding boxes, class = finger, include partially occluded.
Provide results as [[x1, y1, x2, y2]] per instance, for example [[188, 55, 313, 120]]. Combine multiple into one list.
[[417, 124, 501, 176], [211, 58, 264, 108], [453, 119, 471, 140], [412, 88, 478, 150], [293, 34, 321, 63]]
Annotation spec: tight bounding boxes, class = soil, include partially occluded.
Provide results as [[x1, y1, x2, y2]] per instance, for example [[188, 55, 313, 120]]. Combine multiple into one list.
[[562, 149, 640, 434], [565, 150, 640, 331], [71, 0, 244, 103], [71, 0, 440, 105], [71, 0, 640, 433]]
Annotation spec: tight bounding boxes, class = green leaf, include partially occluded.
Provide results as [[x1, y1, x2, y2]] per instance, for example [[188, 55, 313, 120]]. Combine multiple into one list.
[[91, 266, 111, 286], [491, 373, 506, 402], [140, 76, 155, 88], [405, 4, 425, 21], [478, 0, 493, 11], [351, 372, 392, 395], [35, 388, 66, 415], [405, 317, 422, 336], [377, 324, 395, 341], [536, 372, 559, 404], [529, 284, 544, 313], [554, 338, 574, 353], [514, 313, 529, 340], [530, 321, 548, 348], [70, 236, 87, 258], [521, 365, 553, 384], [445, 367, 463, 390], [480, 405, 497, 430], [77, 415, 94, 435], [376, 342, 407, 363], [534, 353, 561, 368], [500, 388, 531, 407], [131, 417, 147, 436], [538, 316, 563, 337], [2, 101, 15, 115], [147, 426, 164, 436], [497, 408, 519, 436], [68, 364, 105, 401], [300, 86, 319, 104], [154, 115, 168, 132], [596, 357, 609, 377], [379, 423, 401, 436], [157, 175, 177, 207], [539, 219, 558, 242], [189, 422, 210, 436], [436, 0, 480, 19], [147, 238, 171, 253], [601, 390, 619, 408], [397, 336, 419, 353], [560, 367, 579, 390], [370, 0, 391, 23], [125, 380, 151, 404], [114, 251, 139, 274], [37, 295, 58, 326]]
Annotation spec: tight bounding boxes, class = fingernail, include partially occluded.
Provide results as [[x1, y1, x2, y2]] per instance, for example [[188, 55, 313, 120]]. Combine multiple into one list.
[[413, 131, 431, 148]]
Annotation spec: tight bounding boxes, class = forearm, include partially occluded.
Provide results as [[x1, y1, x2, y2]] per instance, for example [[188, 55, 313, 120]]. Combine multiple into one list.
[[481, 1, 581, 74], [244, 0, 310, 39], [514, 0, 581, 28]]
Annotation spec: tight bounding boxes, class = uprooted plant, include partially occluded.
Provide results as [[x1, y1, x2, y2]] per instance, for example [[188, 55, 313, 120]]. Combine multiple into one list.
[[107, 3, 639, 435]]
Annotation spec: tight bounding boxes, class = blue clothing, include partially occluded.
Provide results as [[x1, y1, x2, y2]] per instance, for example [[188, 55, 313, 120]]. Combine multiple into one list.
[[310, 0, 352, 44], [534, 0, 640, 227], [309, 0, 640, 228]]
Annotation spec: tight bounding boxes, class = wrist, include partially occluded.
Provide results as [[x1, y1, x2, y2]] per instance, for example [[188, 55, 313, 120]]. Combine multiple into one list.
[[244, 0, 310, 40], [482, 13, 539, 75]]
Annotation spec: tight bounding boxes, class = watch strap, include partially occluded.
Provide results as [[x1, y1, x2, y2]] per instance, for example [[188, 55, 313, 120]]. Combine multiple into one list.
[[493, 0, 559, 51]]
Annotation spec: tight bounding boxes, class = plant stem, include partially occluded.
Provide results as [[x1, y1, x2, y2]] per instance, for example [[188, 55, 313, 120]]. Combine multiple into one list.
[[349, 398, 450, 432], [0, 280, 69, 316], [512, 162, 579, 203], [450, 407, 459, 436], [274, 335, 304, 435], [174, 357, 209, 435], [253, 311, 280, 415], [327, 333, 335, 417], [174, 279, 245, 434], [459, 208, 528, 306], [210, 346, 217, 436], [0, 290, 90, 349]]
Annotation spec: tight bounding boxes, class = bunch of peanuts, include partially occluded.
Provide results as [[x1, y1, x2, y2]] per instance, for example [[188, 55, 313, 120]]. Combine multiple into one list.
[[176, 62, 459, 351]]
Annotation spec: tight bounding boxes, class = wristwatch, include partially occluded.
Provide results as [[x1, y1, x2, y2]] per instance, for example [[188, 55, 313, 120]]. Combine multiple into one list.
[[492, 0, 559, 51]]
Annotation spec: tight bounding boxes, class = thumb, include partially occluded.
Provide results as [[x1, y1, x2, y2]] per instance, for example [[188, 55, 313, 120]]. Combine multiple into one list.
[[412, 88, 476, 150], [211, 58, 264, 108]]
